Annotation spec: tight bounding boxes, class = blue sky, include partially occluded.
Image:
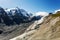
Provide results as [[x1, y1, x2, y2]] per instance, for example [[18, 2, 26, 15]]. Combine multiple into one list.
[[0, 0, 60, 13]]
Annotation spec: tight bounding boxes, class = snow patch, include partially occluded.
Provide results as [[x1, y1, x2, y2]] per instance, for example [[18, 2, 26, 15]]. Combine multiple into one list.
[[35, 12, 49, 17], [55, 9, 60, 13]]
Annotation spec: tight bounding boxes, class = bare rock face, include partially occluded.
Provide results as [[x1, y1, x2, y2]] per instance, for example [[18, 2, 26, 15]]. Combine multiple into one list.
[[10, 11, 60, 40], [0, 21, 34, 40]]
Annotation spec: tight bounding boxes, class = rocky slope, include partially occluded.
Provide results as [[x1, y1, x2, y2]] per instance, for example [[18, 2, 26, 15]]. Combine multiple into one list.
[[0, 7, 43, 40], [10, 11, 60, 40], [0, 21, 35, 40]]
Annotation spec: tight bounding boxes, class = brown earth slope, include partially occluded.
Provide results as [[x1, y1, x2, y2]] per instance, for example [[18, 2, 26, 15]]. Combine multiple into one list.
[[10, 11, 60, 40], [26, 12, 60, 40]]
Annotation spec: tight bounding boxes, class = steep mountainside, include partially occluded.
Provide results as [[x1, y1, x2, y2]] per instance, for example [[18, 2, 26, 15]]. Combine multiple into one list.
[[0, 7, 43, 40], [10, 11, 60, 40]]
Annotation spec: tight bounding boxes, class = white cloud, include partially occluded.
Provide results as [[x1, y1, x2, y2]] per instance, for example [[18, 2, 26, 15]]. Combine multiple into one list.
[[35, 12, 49, 17]]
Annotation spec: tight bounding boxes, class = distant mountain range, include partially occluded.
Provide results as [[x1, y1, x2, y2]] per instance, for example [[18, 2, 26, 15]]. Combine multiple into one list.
[[0, 7, 44, 26]]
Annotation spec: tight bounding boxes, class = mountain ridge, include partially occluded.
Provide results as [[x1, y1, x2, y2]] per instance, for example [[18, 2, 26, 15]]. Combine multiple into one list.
[[0, 7, 44, 26]]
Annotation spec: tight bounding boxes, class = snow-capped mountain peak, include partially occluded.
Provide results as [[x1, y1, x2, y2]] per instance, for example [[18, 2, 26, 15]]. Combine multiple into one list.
[[5, 7, 30, 17]]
